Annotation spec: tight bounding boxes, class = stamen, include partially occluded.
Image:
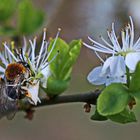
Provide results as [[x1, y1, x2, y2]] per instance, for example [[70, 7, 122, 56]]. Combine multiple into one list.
[[83, 42, 114, 54], [88, 36, 115, 53], [111, 23, 121, 51], [100, 35, 114, 49], [3, 42, 18, 62], [23, 37, 27, 53], [94, 51, 104, 63], [41, 50, 59, 70], [46, 28, 61, 60], [36, 28, 47, 69], [129, 16, 134, 48], [29, 38, 36, 62], [40, 41, 49, 65]]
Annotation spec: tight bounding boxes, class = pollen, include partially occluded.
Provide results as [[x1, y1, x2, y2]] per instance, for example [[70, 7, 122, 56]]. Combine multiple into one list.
[[5, 63, 26, 81], [26, 92, 32, 98]]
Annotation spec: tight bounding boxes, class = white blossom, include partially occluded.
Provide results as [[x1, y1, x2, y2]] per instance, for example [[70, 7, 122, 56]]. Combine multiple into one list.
[[87, 56, 127, 86], [84, 16, 140, 71], [21, 28, 60, 104], [84, 16, 140, 86], [0, 29, 60, 105], [24, 28, 60, 87]]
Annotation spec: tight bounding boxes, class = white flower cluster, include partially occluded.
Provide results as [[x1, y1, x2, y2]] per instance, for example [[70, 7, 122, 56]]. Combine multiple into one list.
[[84, 16, 140, 86], [0, 29, 60, 105]]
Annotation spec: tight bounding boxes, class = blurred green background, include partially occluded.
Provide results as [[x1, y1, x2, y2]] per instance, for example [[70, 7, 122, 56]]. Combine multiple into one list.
[[1, 0, 140, 140]]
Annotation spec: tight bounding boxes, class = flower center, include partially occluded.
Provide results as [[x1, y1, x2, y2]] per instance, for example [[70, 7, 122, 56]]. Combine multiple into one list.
[[117, 48, 135, 57]]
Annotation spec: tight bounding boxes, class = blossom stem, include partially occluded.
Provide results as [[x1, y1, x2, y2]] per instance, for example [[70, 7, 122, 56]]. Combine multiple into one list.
[[126, 67, 130, 87]]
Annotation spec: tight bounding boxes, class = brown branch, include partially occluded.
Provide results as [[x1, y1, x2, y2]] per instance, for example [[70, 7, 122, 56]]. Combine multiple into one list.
[[0, 90, 101, 119], [35, 90, 100, 107], [20, 90, 101, 110]]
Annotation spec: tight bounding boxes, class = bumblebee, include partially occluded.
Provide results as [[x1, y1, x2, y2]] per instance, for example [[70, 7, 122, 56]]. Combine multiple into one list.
[[4, 62, 31, 100], [0, 61, 32, 119]]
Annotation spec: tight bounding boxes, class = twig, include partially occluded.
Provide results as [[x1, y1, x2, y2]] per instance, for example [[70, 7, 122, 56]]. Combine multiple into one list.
[[20, 90, 101, 110], [36, 90, 100, 107], [0, 90, 101, 119]]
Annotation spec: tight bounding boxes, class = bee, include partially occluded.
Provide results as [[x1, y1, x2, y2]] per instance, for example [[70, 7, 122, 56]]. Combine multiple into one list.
[[5, 62, 31, 99], [0, 61, 32, 119]]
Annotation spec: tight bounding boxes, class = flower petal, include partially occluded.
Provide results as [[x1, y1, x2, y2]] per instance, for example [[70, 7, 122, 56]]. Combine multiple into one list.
[[105, 75, 127, 86], [101, 56, 114, 75], [27, 81, 41, 105], [87, 66, 106, 85], [41, 66, 51, 88], [125, 52, 140, 71], [110, 55, 126, 76], [101, 56, 125, 76]]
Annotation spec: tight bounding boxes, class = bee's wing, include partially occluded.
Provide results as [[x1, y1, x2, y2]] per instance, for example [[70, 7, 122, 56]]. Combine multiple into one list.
[[0, 79, 18, 119]]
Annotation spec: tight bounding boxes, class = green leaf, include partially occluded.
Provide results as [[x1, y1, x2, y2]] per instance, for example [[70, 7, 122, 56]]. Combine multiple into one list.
[[97, 83, 130, 116], [68, 39, 82, 65], [131, 91, 140, 101], [0, 26, 16, 36], [59, 40, 82, 80], [108, 109, 137, 124], [91, 109, 108, 121], [46, 38, 82, 96], [48, 39, 82, 80], [18, 0, 45, 34], [45, 76, 70, 96], [0, 0, 17, 21], [48, 38, 69, 79], [130, 62, 140, 92]]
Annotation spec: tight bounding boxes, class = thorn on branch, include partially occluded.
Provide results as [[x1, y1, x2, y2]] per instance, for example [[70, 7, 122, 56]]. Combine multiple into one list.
[[84, 103, 91, 113], [24, 108, 35, 120]]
